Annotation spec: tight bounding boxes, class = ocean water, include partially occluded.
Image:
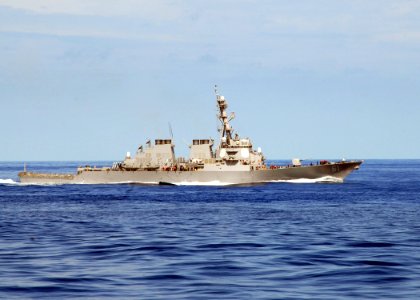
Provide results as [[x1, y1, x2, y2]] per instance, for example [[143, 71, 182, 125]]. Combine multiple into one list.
[[1, 160, 420, 299]]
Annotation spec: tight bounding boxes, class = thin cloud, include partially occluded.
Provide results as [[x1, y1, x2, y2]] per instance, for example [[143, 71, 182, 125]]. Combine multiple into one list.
[[389, 0, 420, 16], [377, 32, 420, 43], [0, 0, 185, 20], [0, 27, 183, 42]]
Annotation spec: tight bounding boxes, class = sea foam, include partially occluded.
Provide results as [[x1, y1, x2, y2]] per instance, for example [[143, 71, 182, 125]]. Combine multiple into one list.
[[269, 176, 343, 184], [0, 179, 19, 185]]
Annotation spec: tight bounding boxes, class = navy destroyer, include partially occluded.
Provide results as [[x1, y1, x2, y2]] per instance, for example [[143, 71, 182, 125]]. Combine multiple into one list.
[[19, 88, 362, 185]]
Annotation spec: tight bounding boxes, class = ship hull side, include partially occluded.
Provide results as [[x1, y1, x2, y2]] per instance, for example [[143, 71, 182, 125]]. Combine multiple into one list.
[[19, 161, 362, 185]]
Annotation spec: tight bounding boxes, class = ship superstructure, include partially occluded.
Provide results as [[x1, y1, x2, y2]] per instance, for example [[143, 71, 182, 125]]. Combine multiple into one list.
[[115, 87, 265, 173], [19, 88, 362, 185]]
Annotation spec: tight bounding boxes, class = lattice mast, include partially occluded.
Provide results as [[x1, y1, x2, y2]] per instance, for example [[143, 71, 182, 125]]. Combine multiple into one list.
[[215, 85, 235, 146]]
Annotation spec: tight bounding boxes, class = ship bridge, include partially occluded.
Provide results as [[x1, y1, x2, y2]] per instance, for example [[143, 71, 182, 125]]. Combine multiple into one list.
[[214, 86, 264, 168]]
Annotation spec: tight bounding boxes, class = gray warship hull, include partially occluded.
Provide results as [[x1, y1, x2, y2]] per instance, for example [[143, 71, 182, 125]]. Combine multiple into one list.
[[18, 161, 361, 185]]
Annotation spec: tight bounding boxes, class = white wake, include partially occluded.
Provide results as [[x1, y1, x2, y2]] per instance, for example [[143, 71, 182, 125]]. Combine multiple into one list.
[[165, 177, 343, 186], [269, 176, 343, 184], [171, 181, 235, 186], [0, 179, 68, 186], [0, 176, 343, 186], [0, 179, 20, 185]]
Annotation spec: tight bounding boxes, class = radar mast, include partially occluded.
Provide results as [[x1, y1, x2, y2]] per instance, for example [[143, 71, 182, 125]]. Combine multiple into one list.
[[215, 85, 235, 146]]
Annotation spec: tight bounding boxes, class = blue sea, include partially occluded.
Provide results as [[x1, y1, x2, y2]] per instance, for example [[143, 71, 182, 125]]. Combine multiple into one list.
[[1, 160, 419, 299]]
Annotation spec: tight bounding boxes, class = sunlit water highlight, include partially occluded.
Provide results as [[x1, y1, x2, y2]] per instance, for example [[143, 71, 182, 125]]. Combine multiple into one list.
[[1, 160, 420, 299]]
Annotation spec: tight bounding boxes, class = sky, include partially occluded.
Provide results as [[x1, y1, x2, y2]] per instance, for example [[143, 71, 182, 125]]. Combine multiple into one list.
[[1, 0, 420, 161]]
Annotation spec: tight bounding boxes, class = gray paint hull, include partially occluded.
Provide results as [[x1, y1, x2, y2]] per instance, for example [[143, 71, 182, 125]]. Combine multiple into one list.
[[19, 161, 362, 185]]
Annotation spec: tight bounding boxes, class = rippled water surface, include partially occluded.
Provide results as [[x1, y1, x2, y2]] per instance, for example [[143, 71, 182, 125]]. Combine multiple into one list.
[[1, 160, 420, 299]]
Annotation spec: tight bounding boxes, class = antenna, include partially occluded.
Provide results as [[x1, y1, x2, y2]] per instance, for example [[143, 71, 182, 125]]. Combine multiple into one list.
[[168, 122, 174, 140], [214, 85, 220, 139], [182, 138, 190, 148], [228, 112, 235, 122]]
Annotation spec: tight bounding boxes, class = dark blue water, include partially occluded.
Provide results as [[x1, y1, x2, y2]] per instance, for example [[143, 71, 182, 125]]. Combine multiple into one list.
[[1, 160, 420, 299]]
